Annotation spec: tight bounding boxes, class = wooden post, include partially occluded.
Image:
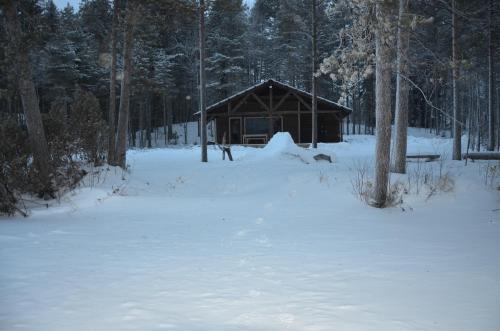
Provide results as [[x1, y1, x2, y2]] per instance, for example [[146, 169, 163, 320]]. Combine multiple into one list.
[[199, 0, 208, 162], [452, 0, 461, 160], [487, 0, 496, 151], [298, 100, 301, 143], [311, 0, 318, 148], [268, 84, 273, 139], [497, 87, 500, 151], [162, 94, 167, 145], [340, 116, 344, 142], [107, 0, 120, 164]]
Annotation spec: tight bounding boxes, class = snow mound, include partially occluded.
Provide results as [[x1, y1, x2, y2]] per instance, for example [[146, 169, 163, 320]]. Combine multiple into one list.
[[241, 132, 334, 164], [261, 132, 303, 156]]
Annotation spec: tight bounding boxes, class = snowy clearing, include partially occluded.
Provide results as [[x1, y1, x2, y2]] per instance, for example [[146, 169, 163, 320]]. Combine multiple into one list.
[[1, 132, 499, 331]]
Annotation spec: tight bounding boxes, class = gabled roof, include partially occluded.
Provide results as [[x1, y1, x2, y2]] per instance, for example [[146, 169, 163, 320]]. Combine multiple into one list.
[[196, 79, 352, 116]]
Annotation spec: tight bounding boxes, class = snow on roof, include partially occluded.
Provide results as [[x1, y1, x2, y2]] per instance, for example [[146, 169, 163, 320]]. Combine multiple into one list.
[[194, 79, 352, 115]]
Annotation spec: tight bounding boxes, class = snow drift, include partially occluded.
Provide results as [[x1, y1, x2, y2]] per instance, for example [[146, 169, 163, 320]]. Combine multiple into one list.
[[242, 132, 334, 164]]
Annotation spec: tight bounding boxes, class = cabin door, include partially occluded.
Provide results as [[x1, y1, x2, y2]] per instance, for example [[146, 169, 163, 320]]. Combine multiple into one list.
[[229, 117, 242, 144]]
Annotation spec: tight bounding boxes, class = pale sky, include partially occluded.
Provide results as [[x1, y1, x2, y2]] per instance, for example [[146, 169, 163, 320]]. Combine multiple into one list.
[[54, 0, 256, 10]]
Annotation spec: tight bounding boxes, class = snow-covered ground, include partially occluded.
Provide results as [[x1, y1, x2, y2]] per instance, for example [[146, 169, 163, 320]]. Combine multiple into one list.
[[1, 132, 499, 331]]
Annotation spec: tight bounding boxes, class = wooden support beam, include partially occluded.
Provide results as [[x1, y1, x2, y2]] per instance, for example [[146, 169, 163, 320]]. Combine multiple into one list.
[[269, 86, 273, 111], [210, 110, 338, 117], [268, 86, 273, 137], [292, 92, 312, 111], [232, 94, 251, 113], [331, 112, 342, 141], [250, 92, 270, 111], [272, 90, 292, 112], [298, 100, 301, 143]]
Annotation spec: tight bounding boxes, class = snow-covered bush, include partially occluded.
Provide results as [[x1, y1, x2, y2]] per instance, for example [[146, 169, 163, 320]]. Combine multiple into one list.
[[0, 89, 108, 216], [350, 160, 372, 202], [481, 162, 500, 189], [351, 157, 456, 207]]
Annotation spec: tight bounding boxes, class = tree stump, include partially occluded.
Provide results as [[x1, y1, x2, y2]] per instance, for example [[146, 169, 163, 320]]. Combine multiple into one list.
[[313, 153, 332, 163]]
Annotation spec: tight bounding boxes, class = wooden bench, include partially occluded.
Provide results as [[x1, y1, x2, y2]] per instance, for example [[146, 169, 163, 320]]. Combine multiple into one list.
[[463, 152, 500, 161], [243, 134, 268, 145], [406, 154, 440, 162]]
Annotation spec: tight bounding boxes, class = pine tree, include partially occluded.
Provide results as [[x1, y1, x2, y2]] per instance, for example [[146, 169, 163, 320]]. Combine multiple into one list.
[[4, 0, 53, 197], [206, 0, 248, 102]]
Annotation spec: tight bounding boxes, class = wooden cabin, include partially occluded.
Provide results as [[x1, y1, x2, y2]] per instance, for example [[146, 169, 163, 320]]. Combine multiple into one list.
[[200, 79, 351, 145]]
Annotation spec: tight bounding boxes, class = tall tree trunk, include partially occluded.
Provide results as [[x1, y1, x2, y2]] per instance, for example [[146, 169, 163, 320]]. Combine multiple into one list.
[[393, 0, 410, 174], [311, 0, 318, 148], [497, 87, 500, 151], [107, 0, 120, 165], [139, 100, 144, 148], [199, 0, 208, 162], [163, 93, 167, 145], [346, 107, 350, 135], [357, 89, 361, 134], [4, 0, 52, 195], [130, 116, 136, 148], [372, 0, 395, 208], [466, 88, 472, 165], [168, 97, 174, 142], [476, 82, 481, 151], [487, 0, 496, 151], [147, 93, 152, 148], [452, 0, 462, 160], [351, 97, 355, 134], [115, 2, 137, 168]]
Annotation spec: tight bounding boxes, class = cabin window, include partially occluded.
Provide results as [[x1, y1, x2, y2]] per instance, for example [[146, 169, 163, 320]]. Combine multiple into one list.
[[245, 117, 282, 135], [245, 118, 268, 135]]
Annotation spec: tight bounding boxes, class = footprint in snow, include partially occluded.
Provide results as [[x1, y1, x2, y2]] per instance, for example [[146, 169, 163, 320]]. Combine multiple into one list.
[[152, 323, 176, 330], [255, 235, 272, 247], [0, 235, 22, 242], [120, 301, 138, 308], [235, 229, 249, 237], [277, 313, 295, 324], [248, 289, 261, 297], [122, 308, 152, 321], [49, 229, 70, 235]]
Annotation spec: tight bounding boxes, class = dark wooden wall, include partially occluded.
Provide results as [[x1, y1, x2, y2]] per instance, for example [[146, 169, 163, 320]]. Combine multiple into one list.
[[209, 81, 345, 144], [214, 113, 340, 144]]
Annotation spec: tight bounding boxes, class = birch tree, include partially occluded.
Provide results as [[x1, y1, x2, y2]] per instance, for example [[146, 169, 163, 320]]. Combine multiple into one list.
[[200, 0, 208, 162], [487, 0, 496, 151], [108, 0, 120, 165], [451, 0, 461, 160], [393, 0, 410, 174], [320, 0, 395, 207], [311, 0, 318, 148], [115, 0, 138, 168], [372, 0, 396, 207]]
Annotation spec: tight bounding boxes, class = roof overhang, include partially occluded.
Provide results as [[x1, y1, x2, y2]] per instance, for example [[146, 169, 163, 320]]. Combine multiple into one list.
[[194, 79, 352, 118]]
